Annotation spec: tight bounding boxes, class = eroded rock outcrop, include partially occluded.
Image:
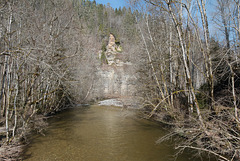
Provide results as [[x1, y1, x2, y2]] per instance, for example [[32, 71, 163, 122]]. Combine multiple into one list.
[[91, 34, 138, 107], [107, 34, 116, 51], [99, 34, 124, 66]]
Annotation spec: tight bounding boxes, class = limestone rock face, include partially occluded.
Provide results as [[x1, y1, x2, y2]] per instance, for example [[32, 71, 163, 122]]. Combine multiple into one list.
[[101, 34, 125, 66], [90, 34, 138, 107], [91, 65, 137, 104], [107, 34, 116, 50]]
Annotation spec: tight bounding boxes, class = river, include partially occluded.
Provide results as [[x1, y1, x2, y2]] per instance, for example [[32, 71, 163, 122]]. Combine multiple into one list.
[[23, 105, 205, 161]]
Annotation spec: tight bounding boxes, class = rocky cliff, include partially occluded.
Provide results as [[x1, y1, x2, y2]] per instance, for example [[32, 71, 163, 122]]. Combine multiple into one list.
[[90, 34, 138, 106]]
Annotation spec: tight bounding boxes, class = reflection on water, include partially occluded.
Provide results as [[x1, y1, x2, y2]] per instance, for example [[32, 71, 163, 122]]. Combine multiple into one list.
[[24, 105, 203, 161]]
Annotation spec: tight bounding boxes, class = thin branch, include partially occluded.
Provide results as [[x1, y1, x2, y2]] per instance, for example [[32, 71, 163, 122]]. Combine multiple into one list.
[[176, 145, 230, 161]]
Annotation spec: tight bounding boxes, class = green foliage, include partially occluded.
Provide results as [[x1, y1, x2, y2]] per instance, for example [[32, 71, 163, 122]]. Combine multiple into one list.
[[92, 0, 96, 6], [101, 52, 108, 64], [115, 7, 123, 16], [123, 8, 136, 41], [101, 42, 107, 52], [74, 0, 140, 44], [115, 46, 123, 53]]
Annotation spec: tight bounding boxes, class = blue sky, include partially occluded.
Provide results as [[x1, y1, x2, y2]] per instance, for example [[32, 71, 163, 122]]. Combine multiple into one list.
[[94, 0, 127, 8]]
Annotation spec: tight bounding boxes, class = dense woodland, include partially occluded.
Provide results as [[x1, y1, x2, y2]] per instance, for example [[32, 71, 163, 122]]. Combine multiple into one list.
[[0, 0, 240, 160], [131, 0, 240, 160]]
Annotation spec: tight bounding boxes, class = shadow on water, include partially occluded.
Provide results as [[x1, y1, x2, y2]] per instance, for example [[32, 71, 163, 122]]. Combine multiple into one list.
[[23, 105, 213, 161]]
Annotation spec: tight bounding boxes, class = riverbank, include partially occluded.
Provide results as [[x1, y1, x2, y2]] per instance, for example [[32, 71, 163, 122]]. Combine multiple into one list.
[[0, 141, 24, 161], [0, 103, 86, 161], [0, 118, 22, 160], [0, 113, 50, 160]]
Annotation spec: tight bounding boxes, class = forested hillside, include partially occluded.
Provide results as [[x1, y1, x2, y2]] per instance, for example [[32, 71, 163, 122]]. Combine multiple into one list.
[[0, 0, 240, 160]]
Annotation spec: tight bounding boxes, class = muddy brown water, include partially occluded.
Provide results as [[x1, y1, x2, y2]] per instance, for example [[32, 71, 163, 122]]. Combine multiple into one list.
[[23, 105, 208, 161]]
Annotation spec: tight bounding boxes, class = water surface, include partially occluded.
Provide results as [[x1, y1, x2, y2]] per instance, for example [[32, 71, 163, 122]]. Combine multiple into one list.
[[24, 105, 203, 161]]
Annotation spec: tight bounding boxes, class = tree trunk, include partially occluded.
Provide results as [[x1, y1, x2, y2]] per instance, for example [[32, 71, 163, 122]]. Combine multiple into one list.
[[168, 2, 205, 128], [136, 15, 166, 102], [197, 0, 215, 111]]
